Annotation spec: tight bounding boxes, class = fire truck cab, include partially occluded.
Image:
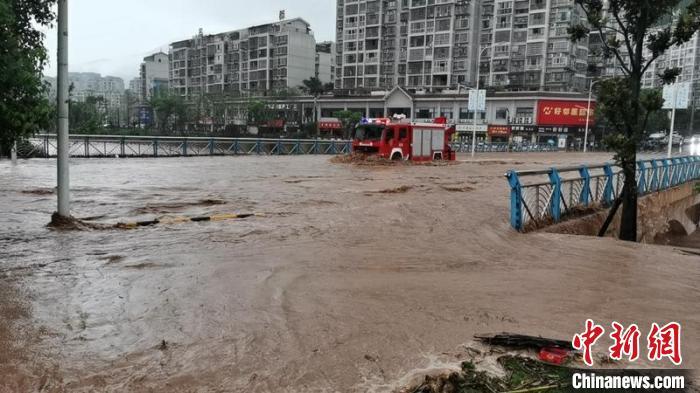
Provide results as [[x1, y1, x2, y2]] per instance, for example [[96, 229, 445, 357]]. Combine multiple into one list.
[[352, 117, 456, 161]]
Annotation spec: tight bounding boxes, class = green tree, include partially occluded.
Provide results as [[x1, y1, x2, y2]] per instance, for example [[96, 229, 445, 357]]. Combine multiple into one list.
[[150, 92, 188, 134], [334, 110, 362, 139], [569, 0, 700, 241], [0, 0, 55, 149], [69, 98, 101, 134], [301, 77, 334, 96], [246, 99, 272, 126]]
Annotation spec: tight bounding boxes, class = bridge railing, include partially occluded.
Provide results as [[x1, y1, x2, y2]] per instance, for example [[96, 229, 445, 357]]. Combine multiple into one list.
[[505, 156, 700, 231], [27, 134, 352, 158], [450, 142, 559, 153]]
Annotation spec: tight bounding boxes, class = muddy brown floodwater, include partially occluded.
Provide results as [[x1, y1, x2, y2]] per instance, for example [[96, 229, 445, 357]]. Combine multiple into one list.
[[1, 153, 699, 392]]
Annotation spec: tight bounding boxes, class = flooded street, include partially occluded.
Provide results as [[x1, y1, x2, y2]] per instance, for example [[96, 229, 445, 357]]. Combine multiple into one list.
[[1, 153, 699, 392]]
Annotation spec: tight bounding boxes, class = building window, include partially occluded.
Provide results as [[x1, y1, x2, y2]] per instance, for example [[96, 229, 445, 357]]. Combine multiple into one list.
[[496, 108, 509, 120]]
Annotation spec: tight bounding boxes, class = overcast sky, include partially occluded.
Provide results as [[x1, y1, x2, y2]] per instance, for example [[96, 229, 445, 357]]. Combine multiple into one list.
[[42, 0, 336, 83]]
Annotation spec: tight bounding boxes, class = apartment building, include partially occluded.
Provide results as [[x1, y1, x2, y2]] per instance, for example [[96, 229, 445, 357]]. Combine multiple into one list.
[[478, 0, 590, 92], [335, 0, 481, 91], [139, 52, 170, 102], [643, 31, 699, 101], [45, 72, 125, 111], [334, 0, 590, 93], [316, 41, 336, 84], [169, 18, 317, 98]]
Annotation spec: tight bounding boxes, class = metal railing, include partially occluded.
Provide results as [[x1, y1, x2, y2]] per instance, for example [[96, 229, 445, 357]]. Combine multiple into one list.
[[505, 156, 700, 231], [26, 134, 352, 158], [20, 136, 570, 159], [450, 142, 560, 153]]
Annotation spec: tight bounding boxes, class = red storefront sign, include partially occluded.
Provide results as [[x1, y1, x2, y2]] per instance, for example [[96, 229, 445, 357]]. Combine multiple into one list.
[[537, 100, 595, 126], [488, 125, 512, 137], [318, 121, 342, 130]]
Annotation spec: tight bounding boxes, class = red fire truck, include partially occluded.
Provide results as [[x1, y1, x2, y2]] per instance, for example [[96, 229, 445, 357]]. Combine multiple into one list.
[[352, 117, 456, 161]]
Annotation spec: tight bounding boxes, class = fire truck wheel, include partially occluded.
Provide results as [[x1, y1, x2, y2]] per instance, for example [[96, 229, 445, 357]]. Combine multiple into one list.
[[391, 152, 402, 161]]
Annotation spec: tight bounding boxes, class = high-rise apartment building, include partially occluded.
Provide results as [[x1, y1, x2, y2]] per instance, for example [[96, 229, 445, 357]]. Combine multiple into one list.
[[140, 52, 170, 102], [169, 18, 317, 98], [45, 72, 125, 111], [335, 0, 481, 91], [316, 42, 336, 84], [642, 31, 700, 130], [478, 0, 589, 92], [335, 0, 590, 93]]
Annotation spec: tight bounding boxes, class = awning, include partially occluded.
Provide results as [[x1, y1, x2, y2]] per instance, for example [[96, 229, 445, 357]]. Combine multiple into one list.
[[318, 120, 342, 130]]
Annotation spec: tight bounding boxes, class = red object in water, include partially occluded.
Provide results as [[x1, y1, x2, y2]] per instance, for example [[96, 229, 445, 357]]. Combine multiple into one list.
[[539, 347, 570, 365], [352, 117, 456, 162]]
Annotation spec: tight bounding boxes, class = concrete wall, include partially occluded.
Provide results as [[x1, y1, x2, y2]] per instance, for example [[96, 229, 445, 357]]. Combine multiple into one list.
[[545, 182, 700, 243], [316, 52, 334, 84], [286, 32, 316, 89]]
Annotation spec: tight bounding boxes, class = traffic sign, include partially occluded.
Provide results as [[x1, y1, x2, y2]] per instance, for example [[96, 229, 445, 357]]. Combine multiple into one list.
[[468, 89, 487, 112], [663, 82, 690, 110]]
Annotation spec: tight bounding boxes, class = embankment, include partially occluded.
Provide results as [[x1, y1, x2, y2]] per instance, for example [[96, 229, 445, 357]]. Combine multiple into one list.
[[545, 181, 700, 243]]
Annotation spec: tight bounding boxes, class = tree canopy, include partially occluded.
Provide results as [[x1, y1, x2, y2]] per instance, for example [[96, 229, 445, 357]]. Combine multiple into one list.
[[334, 110, 362, 139], [150, 92, 188, 132], [301, 77, 334, 96], [0, 0, 55, 148], [569, 0, 700, 241], [247, 99, 273, 125]]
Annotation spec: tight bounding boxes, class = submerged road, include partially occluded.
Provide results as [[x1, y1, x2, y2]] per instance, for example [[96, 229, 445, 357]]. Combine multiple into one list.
[[1, 153, 698, 392]]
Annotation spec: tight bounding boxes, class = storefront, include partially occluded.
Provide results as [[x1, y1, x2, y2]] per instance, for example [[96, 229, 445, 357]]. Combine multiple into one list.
[[318, 118, 343, 137], [488, 125, 512, 143], [536, 100, 595, 149], [511, 125, 537, 144], [455, 124, 488, 143]]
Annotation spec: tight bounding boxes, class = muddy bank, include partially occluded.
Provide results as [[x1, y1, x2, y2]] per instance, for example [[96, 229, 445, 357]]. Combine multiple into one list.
[[1, 153, 699, 392]]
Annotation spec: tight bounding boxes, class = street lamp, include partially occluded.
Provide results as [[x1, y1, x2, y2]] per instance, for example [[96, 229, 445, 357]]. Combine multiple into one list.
[[471, 45, 492, 158], [56, 0, 70, 218], [583, 78, 600, 153]]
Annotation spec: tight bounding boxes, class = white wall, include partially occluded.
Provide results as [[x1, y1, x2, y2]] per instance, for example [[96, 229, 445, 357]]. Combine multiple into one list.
[[286, 32, 316, 89]]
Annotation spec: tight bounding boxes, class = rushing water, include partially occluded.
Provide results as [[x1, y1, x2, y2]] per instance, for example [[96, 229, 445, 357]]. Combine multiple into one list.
[[1, 154, 699, 392]]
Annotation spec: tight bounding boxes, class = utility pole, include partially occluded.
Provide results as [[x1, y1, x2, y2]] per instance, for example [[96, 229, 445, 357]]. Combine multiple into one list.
[[668, 77, 679, 158], [471, 46, 490, 158], [583, 79, 599, 153], [11, 141, 17, 165], [56, 0, 70, 217]]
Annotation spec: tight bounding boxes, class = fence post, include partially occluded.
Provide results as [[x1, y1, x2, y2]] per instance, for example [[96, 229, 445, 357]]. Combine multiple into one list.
[[679, 157, 689, 184], [183, 138, 188, 156], [120, 137, 125, 157], [153, 138, 158, 158], [548, 168, 563, 221], [694, 156, 700, 179], [671, 158, 681, 186], [506, 170, 524, 231], [84, 136, 89, 158], [209, 138, 215, 155], [637, 160, 647, 195], [650, 160, 659, 192], [661, 159, 670, 189], [603, 164, 615, 205], [578, 165, 591, 205]]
